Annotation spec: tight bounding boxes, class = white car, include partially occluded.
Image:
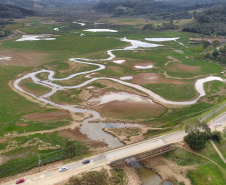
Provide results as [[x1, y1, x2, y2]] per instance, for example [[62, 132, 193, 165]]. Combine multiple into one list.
[[59, 167, 67, 172], [217, 123, 222, 126]]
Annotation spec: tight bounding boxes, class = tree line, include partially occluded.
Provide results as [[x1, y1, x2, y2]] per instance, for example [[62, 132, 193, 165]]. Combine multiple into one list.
[[183, 5, 226, 36], [143, 20, 179, 31], [0, 4, 35, 38], [0, 4, 35, 19]]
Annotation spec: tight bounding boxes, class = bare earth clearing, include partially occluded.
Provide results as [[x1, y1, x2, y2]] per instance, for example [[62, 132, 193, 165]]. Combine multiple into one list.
[[94, 100, 165, 120], [0, 50, 49, 67], [23, 110, 70, 121], [167, 63, 201, 73], [132, 73, 187, 85]]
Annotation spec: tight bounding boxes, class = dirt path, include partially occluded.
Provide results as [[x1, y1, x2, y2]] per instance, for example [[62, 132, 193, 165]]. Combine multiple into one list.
[[209, 139, 226, 164], [180, 146, 221, 168]]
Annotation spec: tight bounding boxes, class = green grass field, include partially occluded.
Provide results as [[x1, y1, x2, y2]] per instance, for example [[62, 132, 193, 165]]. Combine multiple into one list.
[[164, 147, 226, 185], [143, 83, 196, 101]]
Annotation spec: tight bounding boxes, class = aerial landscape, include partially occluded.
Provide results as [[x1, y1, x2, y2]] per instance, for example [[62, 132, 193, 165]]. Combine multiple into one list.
[[0, 0, 225, 184]]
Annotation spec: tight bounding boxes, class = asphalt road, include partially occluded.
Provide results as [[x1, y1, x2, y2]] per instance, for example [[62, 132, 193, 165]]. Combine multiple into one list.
[[2, 113, 226, 185], [2, 131, 186, 185]]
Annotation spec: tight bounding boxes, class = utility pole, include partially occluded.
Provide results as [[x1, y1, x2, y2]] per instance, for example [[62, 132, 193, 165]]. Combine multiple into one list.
[[75, 143, 77, 160], [38, 155, 41, 172]]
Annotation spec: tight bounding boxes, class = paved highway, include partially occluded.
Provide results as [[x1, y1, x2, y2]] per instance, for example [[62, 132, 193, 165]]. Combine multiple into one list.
[[2, 112, 226, 185], [2, 131, 186, 185]]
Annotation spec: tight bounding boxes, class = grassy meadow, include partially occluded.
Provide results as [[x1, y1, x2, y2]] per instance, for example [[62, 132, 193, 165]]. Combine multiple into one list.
[[164, 146, 226, 185]]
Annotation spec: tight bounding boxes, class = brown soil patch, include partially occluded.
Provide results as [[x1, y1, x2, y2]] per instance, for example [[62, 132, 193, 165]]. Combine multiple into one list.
[[59, 128, 90, 141], [0, 138, 6, 143], [79, 90, 92, 101], [105, 127, 145, 145], [133, 62, 154, 70], [167, 63, 201, 73], [23, 110, 70, 121], [0, 50, 49, 67], [16, 122, 28, 127], [143, 156, 193, 185], [166, 56, 180, 62], [19, 78, 51, 97], [132, 73, 187, 85], [93, 100, 165, 120]]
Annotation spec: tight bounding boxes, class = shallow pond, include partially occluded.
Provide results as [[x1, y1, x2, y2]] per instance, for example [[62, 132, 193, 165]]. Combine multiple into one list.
[[136, 163, 161, 185]]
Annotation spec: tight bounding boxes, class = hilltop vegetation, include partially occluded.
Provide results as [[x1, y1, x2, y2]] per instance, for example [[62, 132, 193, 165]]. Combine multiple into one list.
[[0, 4, 35, 37], [183, 5, 226, 36], [93, 0, 219, 17], [0, 4, 35, 19]]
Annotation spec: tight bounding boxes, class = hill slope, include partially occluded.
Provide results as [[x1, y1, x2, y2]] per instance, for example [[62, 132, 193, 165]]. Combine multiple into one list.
[[0, 4, 35, 19]]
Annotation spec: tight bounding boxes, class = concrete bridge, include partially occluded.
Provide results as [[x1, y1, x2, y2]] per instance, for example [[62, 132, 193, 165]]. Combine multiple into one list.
[[111, 144, 176, 168]]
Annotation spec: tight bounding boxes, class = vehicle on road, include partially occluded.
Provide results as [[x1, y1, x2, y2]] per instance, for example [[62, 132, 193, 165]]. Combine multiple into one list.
[[217, 123, 222, 126], [82, 159, 90, 164], [16, 178, 25, 184], [59, 167, 68, 172]]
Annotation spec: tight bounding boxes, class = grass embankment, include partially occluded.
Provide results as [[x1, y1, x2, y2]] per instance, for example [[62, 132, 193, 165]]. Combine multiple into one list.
[[164, 147, 226, 185], [0, 132, 87, 178]]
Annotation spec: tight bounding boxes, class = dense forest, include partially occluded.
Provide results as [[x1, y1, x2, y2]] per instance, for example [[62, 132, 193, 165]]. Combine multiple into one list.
[[0, 4, 35, 19], [94, 1, 180, 16], [93, 1, 221, 17], [183, 5, 226, 36], [0, 4, 35, 37], [159, 0, 226, 7]]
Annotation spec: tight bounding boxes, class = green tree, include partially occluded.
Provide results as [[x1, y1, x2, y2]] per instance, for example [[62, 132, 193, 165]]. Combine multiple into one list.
[[184, 120, 210, 151], [212, 40, 220, 47], [64, 141, 77, 158], [211, 131, 222, 142], [219, 45, 226, 56], [212, 49, 219, 59], [203, 41, 211, 49]]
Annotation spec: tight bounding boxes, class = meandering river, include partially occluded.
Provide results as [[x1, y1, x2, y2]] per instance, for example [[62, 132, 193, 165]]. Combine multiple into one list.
[[13, 36, 225, 148]]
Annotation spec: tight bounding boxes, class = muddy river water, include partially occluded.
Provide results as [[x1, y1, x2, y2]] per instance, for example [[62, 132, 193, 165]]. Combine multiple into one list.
[[13, 35, 225, 148]]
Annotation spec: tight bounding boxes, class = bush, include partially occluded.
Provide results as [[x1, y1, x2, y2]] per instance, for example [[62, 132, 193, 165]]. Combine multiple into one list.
[[211, 131, 222, 142]]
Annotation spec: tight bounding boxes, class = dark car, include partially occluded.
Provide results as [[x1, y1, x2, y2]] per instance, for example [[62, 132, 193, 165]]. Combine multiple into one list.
[[82, 159, 90, 164], [16, 178, 25, 184]]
